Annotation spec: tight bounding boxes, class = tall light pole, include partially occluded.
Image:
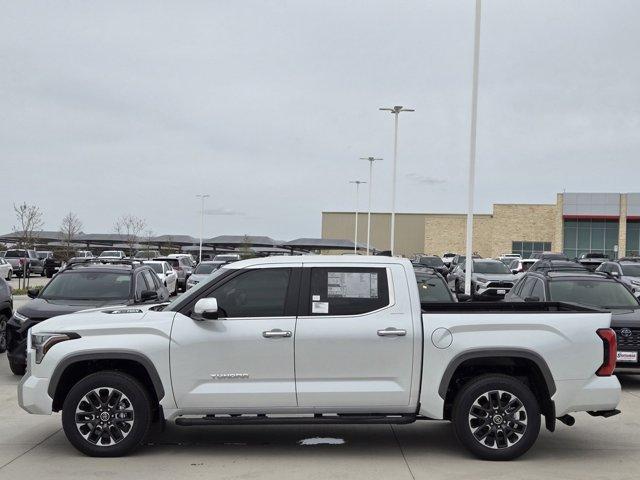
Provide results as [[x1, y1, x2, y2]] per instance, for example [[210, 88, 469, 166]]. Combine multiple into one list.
[[379, 105, 414, 256], [196, 194, 210, 263], [349, 180, 367, 254], [360, 157, 383, 255], [464, 0, 482, 296]]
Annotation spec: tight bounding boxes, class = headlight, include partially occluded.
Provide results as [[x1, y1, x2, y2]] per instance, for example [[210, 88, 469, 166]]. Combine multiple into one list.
[[31, 333, 80, 364], [13, 311, 29, 324], [476, 277, 488, 284]]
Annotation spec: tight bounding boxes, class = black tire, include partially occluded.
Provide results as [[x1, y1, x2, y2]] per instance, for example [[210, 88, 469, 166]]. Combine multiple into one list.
[[46, 270, 53, 278], [40, 268, 46, 277], [452, 374, 541, 461], [62, 371, 153, 457], [9, 357, 26, 376], [6, 270, 11, 281], [0, 315, 7, 353]]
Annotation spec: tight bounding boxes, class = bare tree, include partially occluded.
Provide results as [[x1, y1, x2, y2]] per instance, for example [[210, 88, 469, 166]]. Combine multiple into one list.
[[60, 212, 83, 260], [13, 202, 44, 248], [114, 214, 146, 257]]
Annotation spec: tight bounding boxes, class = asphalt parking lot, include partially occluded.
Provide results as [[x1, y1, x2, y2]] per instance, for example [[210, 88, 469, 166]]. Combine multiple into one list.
[[0, 354, 638, 480]]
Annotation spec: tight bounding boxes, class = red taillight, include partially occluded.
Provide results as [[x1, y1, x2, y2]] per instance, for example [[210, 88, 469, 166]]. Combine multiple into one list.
[[596, 328, 617, 376]]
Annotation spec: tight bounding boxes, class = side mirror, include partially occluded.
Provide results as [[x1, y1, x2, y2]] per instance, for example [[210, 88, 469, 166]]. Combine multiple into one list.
[[27, 287, 40, 299], [457, 293, 472, 302], [140, 290, 159, 302], [511, 269, 518, 274], [524, 296, 540, 302], [193, 297, 219, 321]]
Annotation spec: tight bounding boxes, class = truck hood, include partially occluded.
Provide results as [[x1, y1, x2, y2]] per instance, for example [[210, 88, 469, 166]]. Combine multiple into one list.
[[30, 303, 170, 334], [610, 308, 640, 328]]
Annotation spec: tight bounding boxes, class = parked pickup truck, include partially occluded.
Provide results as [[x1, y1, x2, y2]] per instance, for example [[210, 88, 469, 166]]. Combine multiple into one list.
[[18, 256, 621, 460]]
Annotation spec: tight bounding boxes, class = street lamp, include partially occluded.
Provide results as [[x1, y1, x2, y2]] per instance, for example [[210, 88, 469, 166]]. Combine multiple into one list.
[[349, 180, 367, 254], [360, 156, 383, 255], [196, 194, 210, 263], [379, 105, 414, 256], [464, 0, 482, 296]]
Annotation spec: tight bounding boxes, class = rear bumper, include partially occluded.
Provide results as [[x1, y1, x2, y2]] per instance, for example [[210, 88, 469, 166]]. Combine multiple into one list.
[[553, 375, 621, 416]]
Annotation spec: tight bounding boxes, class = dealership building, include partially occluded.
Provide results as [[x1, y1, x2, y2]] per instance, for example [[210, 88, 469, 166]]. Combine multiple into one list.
[[322, 192, 640, 259]]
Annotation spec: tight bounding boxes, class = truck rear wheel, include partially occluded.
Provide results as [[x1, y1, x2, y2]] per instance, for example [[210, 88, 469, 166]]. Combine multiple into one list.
[[61, 371, 152, 457], [452, 374, 540, 461]]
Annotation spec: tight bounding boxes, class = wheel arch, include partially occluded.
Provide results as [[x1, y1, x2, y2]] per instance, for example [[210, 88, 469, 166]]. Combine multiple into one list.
[[439, 349, 556, 425], [49, 351, 165, 412]]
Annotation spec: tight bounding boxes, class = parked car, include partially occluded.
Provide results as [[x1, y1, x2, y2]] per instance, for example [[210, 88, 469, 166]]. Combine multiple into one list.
[[134, 250, 161, 260], [167, 253, 197, 267], [529, 252, 569, 260], [144, 260, 178, 295], [4, 249, 44, 277], [0, 278, 13, 352], [5, 261, 170, 375], [448, 258, 516, 298], [40, 251, 64, 278], [413, 255, 449, 277], [186, 260, 227, 289], [441, 252, 456, 266], [498, 254, 521, 265], [527, 259, 587, 273], [156, 256, 194, 291], [0, 258, 13, 280], [577, 252, 609, 271], [448, 253, 481, 273], [597, 259, 640, 295], [505, 269, 640, 372], [213, 253, 242, 263], [414, 267, 459, 303], [75, 250, 94, 258], [508, 258, 537, 276], [98, 250, 127, 260], [18, 256, 621, 459]]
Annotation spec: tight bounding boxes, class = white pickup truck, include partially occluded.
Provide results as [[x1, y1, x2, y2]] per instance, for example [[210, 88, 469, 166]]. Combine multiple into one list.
[[19, 256, 621, 460]]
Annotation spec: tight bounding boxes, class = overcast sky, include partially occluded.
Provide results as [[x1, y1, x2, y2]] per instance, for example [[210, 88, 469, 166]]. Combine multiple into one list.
[[2, 0, 639, 240]]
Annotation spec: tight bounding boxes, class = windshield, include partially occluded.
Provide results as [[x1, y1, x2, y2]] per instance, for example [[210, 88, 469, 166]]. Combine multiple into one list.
[[37, 252, 49, 259], [194, 263, 220, 274], [165, 267, 230, 311], [5, 251, 27, 258], [549, 280, 639, 308], [100, 251, 120, 257], [40, 271, 132, 300], [473, 261, 510, 274], [416, 274, 453, 302], [622, 265, 640, 277], [148, 263, 163, 273], [419, 257, 444, 267]]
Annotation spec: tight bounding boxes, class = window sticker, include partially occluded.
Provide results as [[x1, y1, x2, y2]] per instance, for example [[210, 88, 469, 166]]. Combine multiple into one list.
[[312, 294, 321, 301], [312, 301, 329, 314], [327, 272, 378, 299]]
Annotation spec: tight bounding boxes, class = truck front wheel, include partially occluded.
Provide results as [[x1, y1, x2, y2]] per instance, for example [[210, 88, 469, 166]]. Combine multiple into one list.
[[61, 371, 152, 457], [452, 374, 541, 461]]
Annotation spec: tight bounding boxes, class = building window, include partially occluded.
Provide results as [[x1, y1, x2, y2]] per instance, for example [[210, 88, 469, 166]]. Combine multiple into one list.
[[511, 241, 552, 259], [563, 219, 619, 259], [627, 220, 640, 257]]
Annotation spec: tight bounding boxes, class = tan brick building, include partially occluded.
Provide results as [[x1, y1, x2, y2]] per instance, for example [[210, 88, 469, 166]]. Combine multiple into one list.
[[322, 193, 640, 259]]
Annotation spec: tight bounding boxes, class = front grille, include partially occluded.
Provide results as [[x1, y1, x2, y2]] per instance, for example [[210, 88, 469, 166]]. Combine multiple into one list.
[[614, 328, 640, 348], [486, 282, 513, 289]]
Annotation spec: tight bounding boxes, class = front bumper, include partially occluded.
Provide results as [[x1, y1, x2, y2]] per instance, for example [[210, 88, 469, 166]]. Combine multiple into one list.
[[474, 285, 512, 297], [18, 371, 53, 415]]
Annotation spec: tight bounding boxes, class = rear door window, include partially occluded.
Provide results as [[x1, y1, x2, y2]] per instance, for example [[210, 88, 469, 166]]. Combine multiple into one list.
[[309, 267, 390, 316]]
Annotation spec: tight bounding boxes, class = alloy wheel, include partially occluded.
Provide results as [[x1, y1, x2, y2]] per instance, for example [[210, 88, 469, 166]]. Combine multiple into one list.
[[75, 387, 135, 447], [467, 389, 527, 450]]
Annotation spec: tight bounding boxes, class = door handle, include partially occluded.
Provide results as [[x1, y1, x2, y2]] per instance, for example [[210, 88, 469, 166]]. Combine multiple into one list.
[[262, 329, 292, 338], [377, 327, 407, 337]]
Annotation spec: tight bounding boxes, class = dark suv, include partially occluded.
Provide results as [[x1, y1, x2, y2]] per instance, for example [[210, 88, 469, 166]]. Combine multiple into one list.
[[4, 249, 44, 277], [505, 269, 640, 373], [5, 260, 170, 375], [0, 278, 13, 353]]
